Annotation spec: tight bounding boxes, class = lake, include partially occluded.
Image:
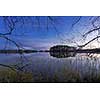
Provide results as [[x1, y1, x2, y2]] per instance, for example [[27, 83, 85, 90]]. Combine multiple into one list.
[[0, 52, 100, 82]]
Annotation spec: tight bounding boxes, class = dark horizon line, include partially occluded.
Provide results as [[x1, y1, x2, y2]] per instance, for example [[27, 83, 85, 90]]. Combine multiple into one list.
[[0, 48, 100, 53]]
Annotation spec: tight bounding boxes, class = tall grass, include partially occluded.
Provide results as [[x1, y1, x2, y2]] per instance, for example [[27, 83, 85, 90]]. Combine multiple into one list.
[[0, 68, 33, 82]]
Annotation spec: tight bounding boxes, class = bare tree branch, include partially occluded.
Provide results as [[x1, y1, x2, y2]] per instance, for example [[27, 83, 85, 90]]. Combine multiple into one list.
[[71, 16, 82, 28], [82, 27, 100, 37], [78, 35, 100, 48]]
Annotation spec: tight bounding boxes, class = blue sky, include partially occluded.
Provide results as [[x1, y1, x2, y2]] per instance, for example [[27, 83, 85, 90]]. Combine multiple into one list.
[[0, 16, 95, 50]]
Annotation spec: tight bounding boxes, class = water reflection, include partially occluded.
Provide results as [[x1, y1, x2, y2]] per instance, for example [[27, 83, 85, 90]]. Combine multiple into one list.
[[50, 51, 76, 58], [0, 52, 100, 82]]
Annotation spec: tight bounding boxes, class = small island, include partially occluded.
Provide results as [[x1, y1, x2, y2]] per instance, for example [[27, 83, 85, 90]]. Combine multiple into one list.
[[50, 45, 100, 53], [50, 45, 76, 52]]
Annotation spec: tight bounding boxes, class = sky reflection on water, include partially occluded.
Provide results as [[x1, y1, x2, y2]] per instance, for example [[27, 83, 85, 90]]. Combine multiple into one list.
[[0, 52, 100, 82]]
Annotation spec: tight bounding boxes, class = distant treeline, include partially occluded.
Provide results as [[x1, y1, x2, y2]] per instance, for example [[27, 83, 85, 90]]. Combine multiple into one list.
[[1, 45, 100, 54], [0, 49, 38, 54], [76, 48, 100, 53], [0, 49, 50, 54], [50, 45, 100, 53]]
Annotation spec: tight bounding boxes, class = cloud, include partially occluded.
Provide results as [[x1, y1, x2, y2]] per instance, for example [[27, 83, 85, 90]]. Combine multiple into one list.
[[14, 36, 61, 50]]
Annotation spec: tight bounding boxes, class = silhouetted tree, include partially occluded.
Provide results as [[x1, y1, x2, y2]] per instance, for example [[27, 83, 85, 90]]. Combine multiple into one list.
[[69, 16, 100, 49]]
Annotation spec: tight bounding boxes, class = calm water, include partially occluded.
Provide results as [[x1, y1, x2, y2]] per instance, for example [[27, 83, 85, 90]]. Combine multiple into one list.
[[0, 52, 100, 82]]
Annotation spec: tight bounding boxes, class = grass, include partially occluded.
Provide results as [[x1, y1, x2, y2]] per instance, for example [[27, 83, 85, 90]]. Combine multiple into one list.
[[0, 68, 33, 82], [31, 66, 100, 83], [0, 65, 100, 82]]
